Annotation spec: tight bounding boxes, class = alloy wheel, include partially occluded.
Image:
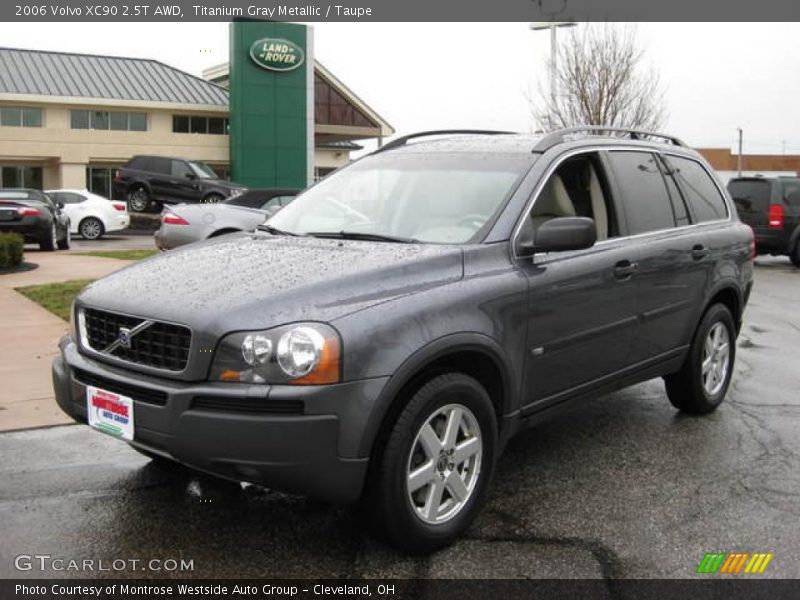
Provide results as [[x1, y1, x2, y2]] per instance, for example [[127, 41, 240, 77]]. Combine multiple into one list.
[[406, 403, 482, 525], [702, 322, 730, 396], [81, 219, 102, 240]]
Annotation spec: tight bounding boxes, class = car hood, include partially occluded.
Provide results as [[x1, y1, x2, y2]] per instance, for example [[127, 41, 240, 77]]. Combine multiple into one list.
[[77, 233, 464, 335]]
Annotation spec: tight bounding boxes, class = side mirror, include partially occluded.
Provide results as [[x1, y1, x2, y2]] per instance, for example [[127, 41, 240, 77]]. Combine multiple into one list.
[[56, 200, 65, 209], [518, 216, 597, 255], [186, 172, 196, 180]]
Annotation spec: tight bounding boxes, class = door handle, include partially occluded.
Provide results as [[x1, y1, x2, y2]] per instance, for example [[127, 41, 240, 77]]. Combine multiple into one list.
[[613, 260, 637, 280], [691, 244, 710, 260]]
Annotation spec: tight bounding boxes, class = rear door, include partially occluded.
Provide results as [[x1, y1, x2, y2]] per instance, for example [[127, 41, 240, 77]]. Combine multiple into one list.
[[606, 150, 708, 364], [147, 157, 173, 201]]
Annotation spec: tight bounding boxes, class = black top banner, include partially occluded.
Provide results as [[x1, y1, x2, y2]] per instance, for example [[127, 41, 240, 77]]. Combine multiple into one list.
[[3, 0, 800, 21]]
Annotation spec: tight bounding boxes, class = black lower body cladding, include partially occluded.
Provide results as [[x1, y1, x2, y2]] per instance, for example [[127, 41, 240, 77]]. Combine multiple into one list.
[[52, 336, 389, 503]]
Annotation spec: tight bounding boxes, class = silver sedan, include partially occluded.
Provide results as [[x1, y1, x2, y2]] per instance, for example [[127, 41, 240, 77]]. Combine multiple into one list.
[[154, 189, 299, 250]]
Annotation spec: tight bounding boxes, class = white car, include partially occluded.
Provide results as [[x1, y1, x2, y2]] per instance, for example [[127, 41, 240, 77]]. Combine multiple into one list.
[[46, 189, 130, 240]]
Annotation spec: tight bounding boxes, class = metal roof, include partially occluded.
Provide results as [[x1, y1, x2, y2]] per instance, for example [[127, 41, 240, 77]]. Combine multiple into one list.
[[0, 47, 228, 107]]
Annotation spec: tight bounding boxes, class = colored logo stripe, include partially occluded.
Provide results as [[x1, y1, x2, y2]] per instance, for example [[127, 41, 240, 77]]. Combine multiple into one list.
[[697, 552, 773, 574]]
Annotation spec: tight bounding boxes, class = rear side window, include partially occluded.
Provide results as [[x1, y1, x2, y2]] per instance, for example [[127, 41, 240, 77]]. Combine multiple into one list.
[[779, 180, 800, 207], [607, 151, 675, 235], [150, 157, 170, 174], [667, 156, 728, 222], [728, 179, 771, 212]]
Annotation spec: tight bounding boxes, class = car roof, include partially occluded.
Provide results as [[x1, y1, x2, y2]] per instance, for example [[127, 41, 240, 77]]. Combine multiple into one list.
[[0, 188, 49, 198]]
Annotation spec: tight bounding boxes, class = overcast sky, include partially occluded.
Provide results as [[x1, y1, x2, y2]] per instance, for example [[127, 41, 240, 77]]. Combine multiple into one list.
[[3, 22, 800, 154]]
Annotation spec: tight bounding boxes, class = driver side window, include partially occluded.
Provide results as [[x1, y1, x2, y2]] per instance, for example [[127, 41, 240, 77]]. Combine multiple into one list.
[[528, 153, 619, 242]]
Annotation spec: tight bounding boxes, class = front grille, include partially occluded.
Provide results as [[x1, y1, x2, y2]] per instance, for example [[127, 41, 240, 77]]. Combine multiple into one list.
[[191, 396, 304, 415], [73, 368, 168, 406], [82, 307, 191, 372]]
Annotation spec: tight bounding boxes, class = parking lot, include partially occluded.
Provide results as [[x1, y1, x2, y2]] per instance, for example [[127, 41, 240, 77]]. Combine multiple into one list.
[[0, 257, 797, 580]]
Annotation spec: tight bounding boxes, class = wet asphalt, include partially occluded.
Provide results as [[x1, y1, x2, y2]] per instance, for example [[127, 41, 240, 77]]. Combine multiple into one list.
[[1, 257, 798, 580]]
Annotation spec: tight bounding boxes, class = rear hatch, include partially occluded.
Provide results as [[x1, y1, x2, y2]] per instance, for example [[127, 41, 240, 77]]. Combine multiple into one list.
[[728, 178, 772, 232]]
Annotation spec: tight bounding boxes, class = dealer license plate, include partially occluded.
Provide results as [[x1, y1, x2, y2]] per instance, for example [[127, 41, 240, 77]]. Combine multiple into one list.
[[86, 386, 134, 441]]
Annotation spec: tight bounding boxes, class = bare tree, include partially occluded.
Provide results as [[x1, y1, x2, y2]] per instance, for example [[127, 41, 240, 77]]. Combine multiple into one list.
[[533, 25, 667, 132]]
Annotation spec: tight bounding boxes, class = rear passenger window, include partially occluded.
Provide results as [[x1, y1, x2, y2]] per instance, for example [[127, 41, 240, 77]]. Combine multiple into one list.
[[607, 151, 675, 235], [666, 156, 728, 222]]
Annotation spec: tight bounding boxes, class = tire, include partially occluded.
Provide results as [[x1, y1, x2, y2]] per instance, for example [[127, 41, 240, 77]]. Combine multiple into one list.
[[366, 373, 497, 553], [39, 223, 57, 251], [128, 187, 150, 213], [790, 242, 800, 268], [57, 227, 71, 250], [79, 217, 104, 240], [203, 193, 224, 204], [664, 303, 736, 415]]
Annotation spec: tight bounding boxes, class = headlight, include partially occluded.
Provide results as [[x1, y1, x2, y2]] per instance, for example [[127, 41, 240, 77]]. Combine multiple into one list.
[[211, 323, 341, 385], [228, 188, 246, 198]]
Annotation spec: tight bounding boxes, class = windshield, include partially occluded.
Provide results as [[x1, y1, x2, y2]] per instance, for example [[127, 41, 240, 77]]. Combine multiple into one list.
[[189, 161, 218, 179], [267, 152, 530, 243]]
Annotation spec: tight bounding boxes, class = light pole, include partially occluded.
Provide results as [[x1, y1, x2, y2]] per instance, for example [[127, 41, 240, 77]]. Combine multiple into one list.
[[530, 21, 577, 104]]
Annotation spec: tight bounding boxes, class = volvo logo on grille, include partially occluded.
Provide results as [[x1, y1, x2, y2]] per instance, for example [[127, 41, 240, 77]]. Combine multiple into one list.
[[118, 327, 132, 348], [102, 319, 155, 354]]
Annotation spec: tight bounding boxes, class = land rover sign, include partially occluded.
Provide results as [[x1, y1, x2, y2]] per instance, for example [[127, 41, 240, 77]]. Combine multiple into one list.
[[249, 38, 305, 72]]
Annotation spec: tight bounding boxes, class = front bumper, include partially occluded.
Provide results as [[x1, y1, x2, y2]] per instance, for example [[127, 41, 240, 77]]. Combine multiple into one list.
[[53, 337, 386, 503]]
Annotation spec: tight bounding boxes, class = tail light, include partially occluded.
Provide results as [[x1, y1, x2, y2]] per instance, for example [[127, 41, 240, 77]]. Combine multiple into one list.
[[767, 204, 784, 229], [18, 207, 41, 216], [111, 201, 127, 212], [162, 211, 189, 225]]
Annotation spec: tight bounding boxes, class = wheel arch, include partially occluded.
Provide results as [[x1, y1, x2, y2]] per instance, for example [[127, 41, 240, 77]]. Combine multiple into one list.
[[358, 333, 516, 459], [78, 215, 106, 237], [702, 282, 743, 334]]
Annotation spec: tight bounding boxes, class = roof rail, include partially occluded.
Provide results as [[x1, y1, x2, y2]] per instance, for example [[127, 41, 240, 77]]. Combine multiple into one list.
[[373, 130, 515, 154], [532, 126, 687, 153]]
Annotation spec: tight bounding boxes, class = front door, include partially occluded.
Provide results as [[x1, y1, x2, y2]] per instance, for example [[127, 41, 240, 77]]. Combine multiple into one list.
[[517, 151, 639, 410]]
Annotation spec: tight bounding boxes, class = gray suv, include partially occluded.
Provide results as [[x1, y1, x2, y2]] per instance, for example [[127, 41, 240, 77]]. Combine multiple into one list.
[[52, 128, 754, 552]]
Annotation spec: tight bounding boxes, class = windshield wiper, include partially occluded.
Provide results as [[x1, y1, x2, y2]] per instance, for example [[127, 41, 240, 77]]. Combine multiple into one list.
[[257, 223, 301, 237], [307, 231, 419, 244]]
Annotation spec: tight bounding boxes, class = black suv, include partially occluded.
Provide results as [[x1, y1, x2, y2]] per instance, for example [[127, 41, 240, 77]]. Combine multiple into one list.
[[728, 176, 800, 266], [113, 155, 247, 212], [53, 128, 753, 552]]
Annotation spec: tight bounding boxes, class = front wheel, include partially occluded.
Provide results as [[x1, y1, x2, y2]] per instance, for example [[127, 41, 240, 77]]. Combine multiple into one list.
[[665, 303, 736, 415], [366, 373, 497, 553]]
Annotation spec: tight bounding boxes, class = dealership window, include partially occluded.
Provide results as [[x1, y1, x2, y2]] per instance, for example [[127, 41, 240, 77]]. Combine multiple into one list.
[[86, 167, 121, 199], [173, 114, 229, 135], [71, 110, 147, 131], [0, 106, 42, 127], [1, 166, 43, 189]]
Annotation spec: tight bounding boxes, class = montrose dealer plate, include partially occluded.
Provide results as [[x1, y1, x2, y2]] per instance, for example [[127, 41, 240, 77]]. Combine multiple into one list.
[[86, 385, 134, 441]]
